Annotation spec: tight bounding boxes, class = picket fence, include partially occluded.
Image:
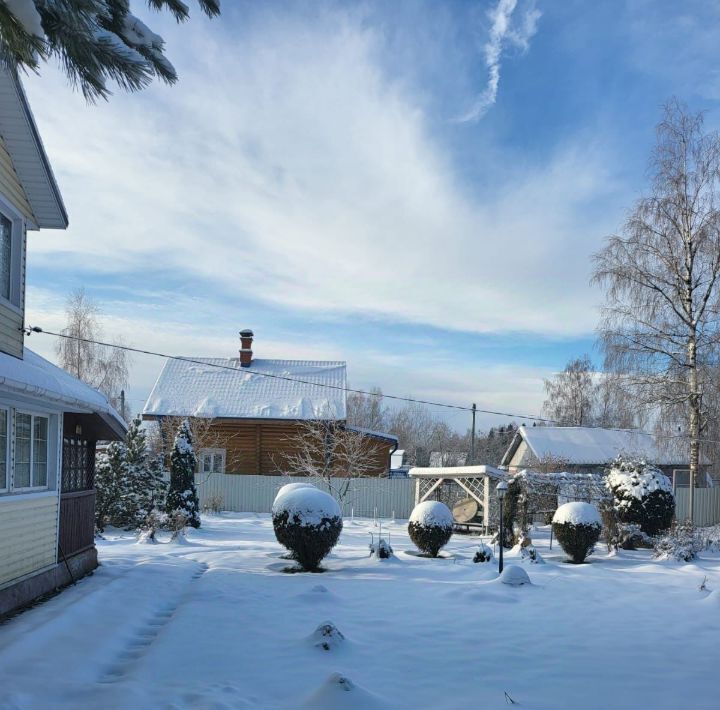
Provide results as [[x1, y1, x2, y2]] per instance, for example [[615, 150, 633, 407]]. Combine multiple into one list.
[[674, 487, 720, 526], [194, 473, 416, 519]]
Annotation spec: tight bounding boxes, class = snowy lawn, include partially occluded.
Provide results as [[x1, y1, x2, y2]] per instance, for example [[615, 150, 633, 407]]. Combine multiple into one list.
[[1, 514, 719, 709]]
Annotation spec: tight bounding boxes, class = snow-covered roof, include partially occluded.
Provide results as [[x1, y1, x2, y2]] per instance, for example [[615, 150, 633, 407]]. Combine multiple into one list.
[[409, 465, 505, 479], [0, 348, 126, 437], [143, 357, 347, 420], [345, 426, 398, 443], [0, 68, 68, 229], [502, 425, 692, 467]]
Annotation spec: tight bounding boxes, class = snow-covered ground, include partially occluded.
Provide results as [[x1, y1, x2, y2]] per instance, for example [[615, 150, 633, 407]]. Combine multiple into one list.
[[1, 514, 719, 709]]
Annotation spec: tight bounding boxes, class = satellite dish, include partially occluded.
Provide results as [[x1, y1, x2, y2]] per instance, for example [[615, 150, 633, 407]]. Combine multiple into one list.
[[452, 497, 478, 523]]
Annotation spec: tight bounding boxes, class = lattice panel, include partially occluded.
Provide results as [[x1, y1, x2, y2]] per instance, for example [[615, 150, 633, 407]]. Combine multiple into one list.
[[418, 478, 440, 501], [457, 476, 485, 506]]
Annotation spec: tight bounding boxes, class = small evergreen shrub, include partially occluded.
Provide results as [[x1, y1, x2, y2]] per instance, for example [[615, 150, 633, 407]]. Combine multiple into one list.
[[552, 502, 601, 564], [606, 458, 674, 536], [408, 501, 453, 557], [473, 543, 493, 563], [272, 488, 342, 571], [166, 420, 201, 529]]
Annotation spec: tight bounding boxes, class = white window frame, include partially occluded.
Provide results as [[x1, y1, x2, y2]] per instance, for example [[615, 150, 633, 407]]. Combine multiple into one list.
[[12, 409, 50, 492], [0, 195, 24, 312], [0, 406, 9, 493], [198, 448, 226, 475]]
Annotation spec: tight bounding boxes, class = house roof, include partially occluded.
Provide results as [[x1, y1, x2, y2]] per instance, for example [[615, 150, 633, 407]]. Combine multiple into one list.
[[345, 426, 398, 444], [0, 69, 68, 229], [143, 357, 348, 420], [501, 425, 694, 467], [0, 348, 126, 438]]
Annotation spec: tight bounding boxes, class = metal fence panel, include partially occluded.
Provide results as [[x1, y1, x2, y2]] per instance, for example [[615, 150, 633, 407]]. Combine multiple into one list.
[[193, 474, 416, 519], [674, 487, 720, 526]]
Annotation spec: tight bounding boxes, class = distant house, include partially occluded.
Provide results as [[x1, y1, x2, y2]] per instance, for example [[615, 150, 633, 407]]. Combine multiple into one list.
[[142, 330, 397, 476], [501, 425, 711, 486], [0, 69, 126, 617]]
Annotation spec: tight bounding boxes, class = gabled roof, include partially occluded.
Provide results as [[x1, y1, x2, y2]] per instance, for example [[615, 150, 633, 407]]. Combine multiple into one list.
[[143, 357, 347, 420], [501, 425, 693, 467], [0, 348, 126, 438], [0, 68, 68, 229]]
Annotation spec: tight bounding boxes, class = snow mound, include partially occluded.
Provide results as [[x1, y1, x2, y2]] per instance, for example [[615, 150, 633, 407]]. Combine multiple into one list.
[[701, 590, 720, 606], [273, 488, 341, 526], [272, 482, 317, 514], [300, 673, 387, 709], [499, 565, 531, 586], [308, 621, 345, 651], [409, 500, 453, 528], [553, 502, 601, 527]]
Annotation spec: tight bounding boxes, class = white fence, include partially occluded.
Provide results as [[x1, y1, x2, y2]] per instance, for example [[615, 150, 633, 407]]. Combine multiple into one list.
[[674, 487, 720, 526], [194, 473, 416, 519]]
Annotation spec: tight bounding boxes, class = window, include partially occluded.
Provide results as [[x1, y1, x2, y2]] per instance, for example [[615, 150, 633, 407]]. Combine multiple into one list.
[[0, 214, 10, 301], [0, 409, 7, 491], [13, 412, 49, 489], [198, 449, 225, 474]]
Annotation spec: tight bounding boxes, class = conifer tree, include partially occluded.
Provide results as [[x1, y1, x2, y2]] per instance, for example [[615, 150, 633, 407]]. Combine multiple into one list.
[[94, 440, 127, 531], [0, 1, 220, 101], [166, 419, 200, 528], [121, 417, 166, 527]]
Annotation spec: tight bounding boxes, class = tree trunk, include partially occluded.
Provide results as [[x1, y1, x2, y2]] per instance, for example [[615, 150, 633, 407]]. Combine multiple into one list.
[[688, 334, 699, 524]]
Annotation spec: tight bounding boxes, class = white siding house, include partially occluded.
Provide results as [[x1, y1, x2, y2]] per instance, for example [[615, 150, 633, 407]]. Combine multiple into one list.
[[0, 68, 125, 617]]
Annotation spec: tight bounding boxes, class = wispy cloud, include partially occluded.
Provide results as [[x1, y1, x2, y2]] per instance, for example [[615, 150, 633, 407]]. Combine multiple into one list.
[[457, 0, 540, 122]]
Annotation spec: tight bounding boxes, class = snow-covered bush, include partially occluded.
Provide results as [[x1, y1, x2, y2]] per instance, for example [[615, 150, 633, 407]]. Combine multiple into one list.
[[606, 458, 674, 536], [369, 537, 393, 559], [202, 494, 224, 514], [408, 501, 453, 557], [166, 420, 201, 529], [272, 488, 343, 571], [473, 543, 494, 563], [552, 502, 602, 564], [137, 508, 168, 544], [521, 544, 544, 564], [654, 521, 704, 562], [272, 482, 317, 554]]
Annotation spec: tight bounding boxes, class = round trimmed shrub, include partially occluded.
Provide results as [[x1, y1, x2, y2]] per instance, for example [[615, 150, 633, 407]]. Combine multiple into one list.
[[272, 483, 317, 552], [272, 488, 342, 571], [408, 501, 453, 557], [552, 502, 601, 564], [606, 459, 674, 536]]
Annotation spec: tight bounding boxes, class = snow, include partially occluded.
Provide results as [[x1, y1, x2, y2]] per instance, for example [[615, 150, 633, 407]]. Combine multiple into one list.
[[498, 564, 531, 586], [5, 0, 44, 37], [0, 514, 719, 708], [607, 462, 672, 500], [272, 482, 317, 514], [0, 348, 125, 432], [409, 500, 453, 527], [552, 501, 602, 526], [515, 425, 693, 466], [273, 487, 341, 525], [143, 357, 347, 420]]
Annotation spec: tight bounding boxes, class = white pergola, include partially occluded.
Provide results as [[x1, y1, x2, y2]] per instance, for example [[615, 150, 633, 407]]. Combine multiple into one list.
[[408, 465, 506, 529]]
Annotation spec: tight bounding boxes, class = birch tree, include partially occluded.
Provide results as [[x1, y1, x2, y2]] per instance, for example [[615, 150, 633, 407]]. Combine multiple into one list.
[[542, 355, 595, 426], [592, 100, 720, 520]]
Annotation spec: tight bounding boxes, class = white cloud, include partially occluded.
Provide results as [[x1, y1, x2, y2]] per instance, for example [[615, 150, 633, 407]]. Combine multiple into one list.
[[457, 0, 541, 122], [23, 3, 612, 347]]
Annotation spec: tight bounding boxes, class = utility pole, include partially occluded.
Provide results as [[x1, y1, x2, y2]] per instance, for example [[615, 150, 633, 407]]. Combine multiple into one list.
[[470, 403, 477, 464], [120, 389, 126, 421]]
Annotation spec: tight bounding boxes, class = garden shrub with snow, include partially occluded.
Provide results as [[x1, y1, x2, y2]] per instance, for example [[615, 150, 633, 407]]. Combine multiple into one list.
[[473, 543, 494, 563], [272, 487, 342, 571], [408, 501, 453, 557], [654, 521, 704, 562], [271, 482, 317, 553], [552, 502, 601, 564], [606, 458, 674, 536]]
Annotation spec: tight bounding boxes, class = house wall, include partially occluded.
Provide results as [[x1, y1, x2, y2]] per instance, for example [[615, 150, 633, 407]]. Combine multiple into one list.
[[507, 441, 535, 472], [0, 134, 29, 359], [0, 492, 59, 590], [151, 417, 393, 476]]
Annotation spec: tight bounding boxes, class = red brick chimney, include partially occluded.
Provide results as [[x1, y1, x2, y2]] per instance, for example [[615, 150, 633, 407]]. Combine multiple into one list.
[[239, 329, 254, 367]]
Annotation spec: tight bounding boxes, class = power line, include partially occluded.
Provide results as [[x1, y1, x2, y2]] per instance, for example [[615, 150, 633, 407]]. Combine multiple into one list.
[[24, 325, 720, 446], [27, 326, 554, 421]]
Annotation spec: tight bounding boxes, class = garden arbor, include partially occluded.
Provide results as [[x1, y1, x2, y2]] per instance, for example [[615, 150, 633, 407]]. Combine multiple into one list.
[[408, 465, 506, 532]]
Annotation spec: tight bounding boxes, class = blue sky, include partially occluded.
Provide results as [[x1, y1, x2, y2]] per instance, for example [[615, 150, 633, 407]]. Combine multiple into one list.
[[19, 0, 720, 431]]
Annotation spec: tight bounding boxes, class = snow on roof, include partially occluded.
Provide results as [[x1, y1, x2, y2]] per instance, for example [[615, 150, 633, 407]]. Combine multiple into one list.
[[409, 465, 505, 479], [504, 426, 692, 467], [0, 348, 125, 436], [142, 357, 347, 420]]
